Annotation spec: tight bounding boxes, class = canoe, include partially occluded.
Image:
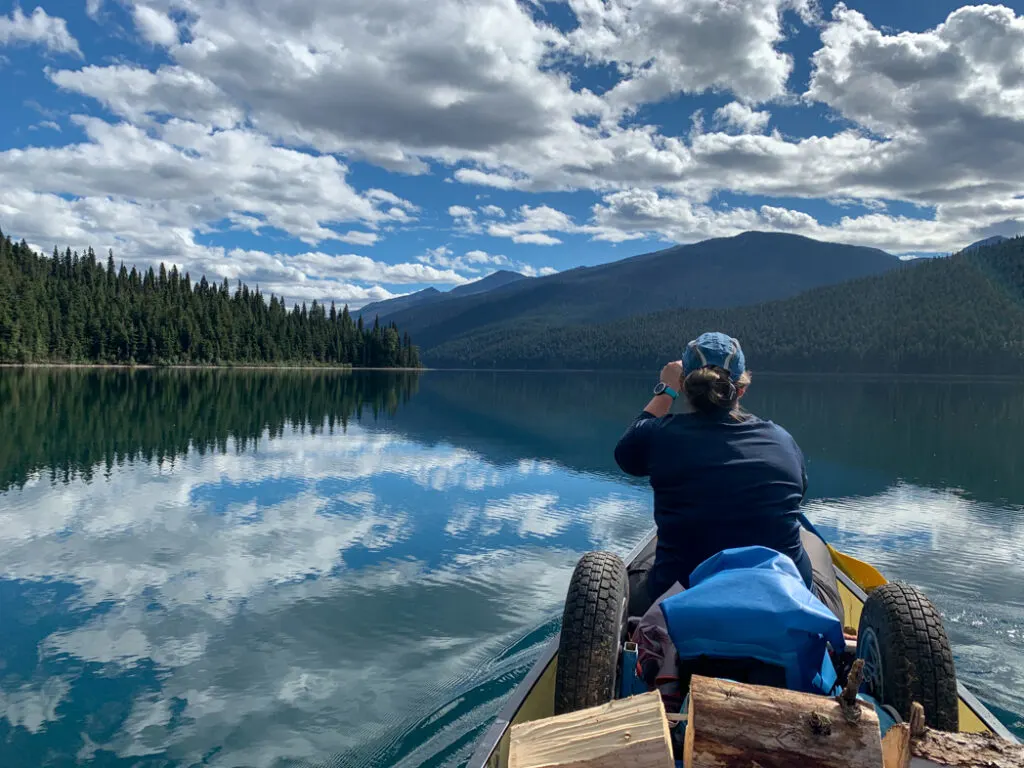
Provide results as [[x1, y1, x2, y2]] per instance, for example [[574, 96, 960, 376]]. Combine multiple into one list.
[[465, 528, 1019, 768]]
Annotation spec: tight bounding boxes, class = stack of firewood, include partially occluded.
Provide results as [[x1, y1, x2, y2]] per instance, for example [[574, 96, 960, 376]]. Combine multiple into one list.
[[508, 675, 1024, 768]]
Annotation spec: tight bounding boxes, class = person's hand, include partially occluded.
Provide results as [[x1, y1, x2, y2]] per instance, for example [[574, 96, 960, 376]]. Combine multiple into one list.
[[660, 360, 683, 390]]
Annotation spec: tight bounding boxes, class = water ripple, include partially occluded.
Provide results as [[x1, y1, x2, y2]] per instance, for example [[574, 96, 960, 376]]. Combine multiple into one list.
[[804, 485, 1024, 733]]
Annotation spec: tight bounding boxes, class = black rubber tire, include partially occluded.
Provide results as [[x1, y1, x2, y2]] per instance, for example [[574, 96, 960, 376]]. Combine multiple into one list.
[[553, 551, 629, 715], [857, 581, 959, 731]]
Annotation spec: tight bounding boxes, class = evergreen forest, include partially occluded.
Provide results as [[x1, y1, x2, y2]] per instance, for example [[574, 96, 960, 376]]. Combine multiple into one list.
[[0, 230, 420, 368]]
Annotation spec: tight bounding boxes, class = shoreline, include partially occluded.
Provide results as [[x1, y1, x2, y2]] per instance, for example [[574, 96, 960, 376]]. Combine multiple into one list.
[[0, 363, 424, 372], [404, 367, 1024, 381], [3, 364, 1024, 381]]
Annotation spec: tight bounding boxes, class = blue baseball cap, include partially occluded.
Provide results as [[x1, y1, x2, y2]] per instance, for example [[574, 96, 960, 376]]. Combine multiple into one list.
[[683, 332, 745, 381]]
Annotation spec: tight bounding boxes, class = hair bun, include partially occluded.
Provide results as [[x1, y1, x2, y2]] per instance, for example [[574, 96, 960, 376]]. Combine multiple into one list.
[[684, 366, 739, 414]]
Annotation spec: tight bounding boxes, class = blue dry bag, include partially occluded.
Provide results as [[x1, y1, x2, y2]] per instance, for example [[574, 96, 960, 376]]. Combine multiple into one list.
[[659, 546, 845, 694]]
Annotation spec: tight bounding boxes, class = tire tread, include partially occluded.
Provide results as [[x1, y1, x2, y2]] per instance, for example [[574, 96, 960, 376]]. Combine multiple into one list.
[[859, 580, 959, 731], [553, 551, 628, 715]]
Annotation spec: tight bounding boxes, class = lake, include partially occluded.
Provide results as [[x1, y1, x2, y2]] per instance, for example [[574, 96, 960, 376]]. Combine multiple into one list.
[[0, 368, 1021, 767]]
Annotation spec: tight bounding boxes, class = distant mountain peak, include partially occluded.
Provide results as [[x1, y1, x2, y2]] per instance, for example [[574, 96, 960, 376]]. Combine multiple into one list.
[[963, 235, 1010, 252], [354, 269, 528, 320], [356, 286, 441, 319], [727, 230, 896, 253], [724, 231, 825, 243]]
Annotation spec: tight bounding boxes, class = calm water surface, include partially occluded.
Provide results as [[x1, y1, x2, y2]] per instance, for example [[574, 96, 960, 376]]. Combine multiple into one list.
[[0, 369, 1021, 767]]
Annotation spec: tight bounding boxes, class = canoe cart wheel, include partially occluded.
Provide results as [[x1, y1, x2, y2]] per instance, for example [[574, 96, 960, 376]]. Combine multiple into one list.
[[856, 580, 960, 731], [553, 551, 629, 715]]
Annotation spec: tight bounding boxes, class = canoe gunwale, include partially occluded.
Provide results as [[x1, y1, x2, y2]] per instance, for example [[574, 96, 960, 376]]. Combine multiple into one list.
[[465, 528, 1017, 767], [464, 633, 560, 768], [463, 531, 658, 768]]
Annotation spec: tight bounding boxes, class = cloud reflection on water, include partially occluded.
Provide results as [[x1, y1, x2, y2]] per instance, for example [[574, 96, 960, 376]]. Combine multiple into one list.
[[0, 422, 652, 767]]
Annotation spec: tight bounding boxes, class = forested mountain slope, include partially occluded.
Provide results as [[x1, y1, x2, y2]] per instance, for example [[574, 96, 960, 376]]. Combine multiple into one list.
[[426, 237, 1024, 374], [355, 287, 442, 321], [383, 232, 902, 350], [446, 269, 527, 298]]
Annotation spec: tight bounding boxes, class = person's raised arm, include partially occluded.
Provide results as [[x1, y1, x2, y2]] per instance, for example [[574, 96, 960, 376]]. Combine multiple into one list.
[[613, 361, 682, 477]]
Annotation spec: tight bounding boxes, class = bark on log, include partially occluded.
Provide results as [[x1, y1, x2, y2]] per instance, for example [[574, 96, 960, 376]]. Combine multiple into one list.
[[684, 675, 883, 768], [911, 728, 1024, 768], [508, 690, 675, 768]]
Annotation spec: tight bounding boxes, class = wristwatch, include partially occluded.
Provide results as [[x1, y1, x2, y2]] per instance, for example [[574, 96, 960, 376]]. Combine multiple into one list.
[[653, 382, 678, 400]]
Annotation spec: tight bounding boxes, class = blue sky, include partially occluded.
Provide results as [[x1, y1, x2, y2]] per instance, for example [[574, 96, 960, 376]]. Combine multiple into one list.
[[2, 0, 1024, 307]]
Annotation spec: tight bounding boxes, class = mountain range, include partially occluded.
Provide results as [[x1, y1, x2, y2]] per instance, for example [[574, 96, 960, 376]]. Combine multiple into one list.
[[427, 235, 1024, 374], [374, 232, 903, 353]]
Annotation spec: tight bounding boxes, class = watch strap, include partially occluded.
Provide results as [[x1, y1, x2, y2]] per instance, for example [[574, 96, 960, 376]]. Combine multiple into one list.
[[654, 382, 678, 399]]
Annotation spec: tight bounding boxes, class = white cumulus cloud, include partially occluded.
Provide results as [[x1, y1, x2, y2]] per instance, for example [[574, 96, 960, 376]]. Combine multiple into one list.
[[0, 6, 80, 55], [713, 101, 772, 134], [566, 0, 808, 111], [132, 5, 178, 47]]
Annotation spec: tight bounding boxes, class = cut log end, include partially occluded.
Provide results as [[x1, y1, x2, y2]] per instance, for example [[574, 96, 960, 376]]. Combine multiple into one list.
[[881, 723, 911, 768], [508, 690, 675, 768]]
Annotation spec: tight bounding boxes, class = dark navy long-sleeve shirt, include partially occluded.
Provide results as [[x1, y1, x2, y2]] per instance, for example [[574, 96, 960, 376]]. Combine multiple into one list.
[[614, 408, 811, 600]]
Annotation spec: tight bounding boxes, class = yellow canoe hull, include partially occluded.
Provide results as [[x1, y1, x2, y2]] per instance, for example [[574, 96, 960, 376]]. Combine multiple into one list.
[[466, 530, 1017, 768]]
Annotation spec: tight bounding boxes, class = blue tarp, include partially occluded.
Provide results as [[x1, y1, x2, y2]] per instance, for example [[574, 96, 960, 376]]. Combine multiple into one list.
[[659, 545, 846, 693]]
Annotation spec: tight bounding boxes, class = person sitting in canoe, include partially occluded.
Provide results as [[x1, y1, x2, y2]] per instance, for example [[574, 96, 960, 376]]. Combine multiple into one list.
[[614, 331, 841, 618]]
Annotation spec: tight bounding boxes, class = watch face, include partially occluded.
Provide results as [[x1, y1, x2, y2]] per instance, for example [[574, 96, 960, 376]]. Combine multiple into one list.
[[653, 382, 666, 395]]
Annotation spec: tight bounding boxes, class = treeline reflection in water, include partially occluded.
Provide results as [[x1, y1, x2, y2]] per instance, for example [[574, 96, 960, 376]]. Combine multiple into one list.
[[0, 368, 421, 491], [5, 369, 1023, 507]]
